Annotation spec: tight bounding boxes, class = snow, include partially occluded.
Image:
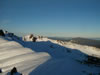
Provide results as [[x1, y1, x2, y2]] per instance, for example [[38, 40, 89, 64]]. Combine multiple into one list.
[[0, 37, 50, 75], [30, 58, 99, 75], [46, 38, 100, 58], [0, 34, 100, 75], [7, 72, 22, 75]]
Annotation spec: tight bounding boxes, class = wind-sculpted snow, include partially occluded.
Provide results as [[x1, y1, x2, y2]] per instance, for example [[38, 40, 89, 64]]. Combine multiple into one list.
[[0, 34, 100, 75], [63, 42, 100, 58], [0, 37, 50, 75], [22, 34, 100, 75]]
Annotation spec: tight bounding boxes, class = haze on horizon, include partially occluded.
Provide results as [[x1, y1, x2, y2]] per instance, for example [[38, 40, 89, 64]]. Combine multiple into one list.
[[0, 0, 100, 38]]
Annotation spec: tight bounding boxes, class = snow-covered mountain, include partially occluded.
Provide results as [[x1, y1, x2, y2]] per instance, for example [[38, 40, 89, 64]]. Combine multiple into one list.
[[0, 30, 100, 75], [23, 34, 100, 58]]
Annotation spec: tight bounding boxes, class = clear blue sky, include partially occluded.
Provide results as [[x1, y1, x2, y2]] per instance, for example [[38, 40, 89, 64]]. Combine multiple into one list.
[[0, 0, 100, 37]]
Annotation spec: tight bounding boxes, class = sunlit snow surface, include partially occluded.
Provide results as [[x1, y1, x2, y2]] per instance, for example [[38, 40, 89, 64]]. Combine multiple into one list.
[[0, 36, 100, 75], [0, 37, 50, 75]]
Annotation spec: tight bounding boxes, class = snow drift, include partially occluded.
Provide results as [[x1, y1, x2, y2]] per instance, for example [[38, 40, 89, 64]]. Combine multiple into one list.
[[0, 32, 100, 75], [0, 37, 50, 75]]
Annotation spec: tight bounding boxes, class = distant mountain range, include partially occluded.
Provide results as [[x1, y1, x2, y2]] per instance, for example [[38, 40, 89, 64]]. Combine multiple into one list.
[[48, 37, 100, 48]]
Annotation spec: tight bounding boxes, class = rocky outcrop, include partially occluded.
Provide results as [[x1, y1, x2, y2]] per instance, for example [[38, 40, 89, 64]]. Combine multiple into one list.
[[84, 55, 100, 66], [23, 34, 37, 42], [7, 67, 22, 75], [8, 33, 14, 37], [0, 68, 2, 73], [0, 30, 5, 36]]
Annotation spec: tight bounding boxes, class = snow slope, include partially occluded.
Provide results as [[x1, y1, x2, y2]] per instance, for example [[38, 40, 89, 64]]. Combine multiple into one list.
[[39, 37, 100, 58], [0, 34, 100, 75], [22, 35, 100, 75], [0, 37, 50, 75]]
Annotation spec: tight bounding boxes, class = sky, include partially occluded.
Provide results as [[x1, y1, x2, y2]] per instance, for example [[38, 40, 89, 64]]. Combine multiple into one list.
[[0, 0, 100, 37]]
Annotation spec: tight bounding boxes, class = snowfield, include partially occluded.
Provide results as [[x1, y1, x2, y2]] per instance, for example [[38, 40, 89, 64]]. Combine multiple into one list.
[[0, 34, 100, 75], [0, 37, 50, 75]]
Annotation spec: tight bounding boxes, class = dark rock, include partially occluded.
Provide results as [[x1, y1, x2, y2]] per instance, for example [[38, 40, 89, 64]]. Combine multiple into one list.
[[0, 68, 2, 73], [8, 33, 14, 37], [11, 67, 17, 75], [29, 34, 34, 39], [84, 55, 100, 66], [32, 37, 37, 42], [9, 67, 22, 75], [5, 31, 8, 34], [0, 30, 5, 36]]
